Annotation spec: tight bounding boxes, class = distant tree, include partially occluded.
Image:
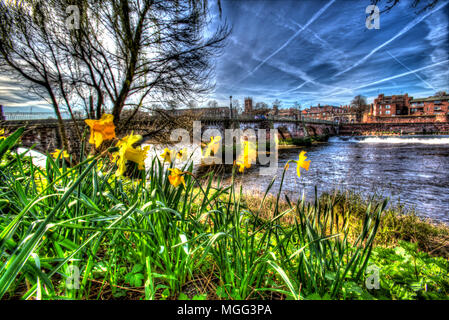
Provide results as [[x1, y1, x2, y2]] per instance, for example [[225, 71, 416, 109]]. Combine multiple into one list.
[[207, 100, 219, 108], [255, 102, 268, 109], [166, 100, 177, 110], [351, 95, 369, 122], [251, 102, 270, 116], [188, 100, 198, 109], [435, 91, 447, 97], [272, 99, 282, 109], [232, 99, 241, 115], [351, 95, 367, 107], [150, 103, 162, 115], [293, 101, 302, 119]]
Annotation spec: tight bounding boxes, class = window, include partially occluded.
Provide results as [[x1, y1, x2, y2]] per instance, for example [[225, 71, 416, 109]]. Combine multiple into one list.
[[385, 105, 391, 109], [435, 106, 442, 111], [386, 110, 391, 115]]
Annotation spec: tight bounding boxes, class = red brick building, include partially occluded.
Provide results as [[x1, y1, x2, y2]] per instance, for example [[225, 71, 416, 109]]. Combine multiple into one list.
[[373, 94, 412, 117], [335, 105, 358, 123], [302, 105, 359, 122], [410, 94, 449, 115], [302, 104, 341, 121], [275, 107, 301, 118]]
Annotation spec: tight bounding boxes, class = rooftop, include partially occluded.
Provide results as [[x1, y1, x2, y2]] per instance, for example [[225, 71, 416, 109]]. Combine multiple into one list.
[[411, 96, 449, 103]]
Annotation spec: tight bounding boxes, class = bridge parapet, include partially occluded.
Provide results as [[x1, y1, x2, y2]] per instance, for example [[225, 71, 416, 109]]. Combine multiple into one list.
[[1, 117, 338, 154], [200, 116, 337, 125]]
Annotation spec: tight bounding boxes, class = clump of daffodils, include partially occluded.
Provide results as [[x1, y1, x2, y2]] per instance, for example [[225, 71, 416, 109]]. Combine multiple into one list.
[[159, 147, 191, 188], [84, 114, 150, 178], [51, 149, 70, 159], [81, 114, 311, 188], [113, 132, 150, 177], [203, 136, 221, 158]]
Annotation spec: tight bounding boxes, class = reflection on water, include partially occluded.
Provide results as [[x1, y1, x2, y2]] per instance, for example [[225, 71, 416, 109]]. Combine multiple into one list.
[[239, 135, 449, 223]]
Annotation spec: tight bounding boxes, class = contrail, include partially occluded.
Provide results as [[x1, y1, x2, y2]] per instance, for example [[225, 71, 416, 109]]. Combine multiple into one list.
[[276, 79, 349, 97], [334, 1, 449, 77], [290, 19, 349, 59], [277, 81, 311, 96], [235, 0, 336, 85], [324, 59, 449, 98], [387, 51, 435, 90]]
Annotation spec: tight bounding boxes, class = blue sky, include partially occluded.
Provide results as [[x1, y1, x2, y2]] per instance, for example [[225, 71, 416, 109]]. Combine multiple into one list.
[[209, 0, 449, 108], [0, 0, 448, 112]]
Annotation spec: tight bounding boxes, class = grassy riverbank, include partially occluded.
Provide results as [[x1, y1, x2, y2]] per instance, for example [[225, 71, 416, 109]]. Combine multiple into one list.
[[278, 134, 330, 147], [0, 128, 448, 300], [245, 191, 449, 258]]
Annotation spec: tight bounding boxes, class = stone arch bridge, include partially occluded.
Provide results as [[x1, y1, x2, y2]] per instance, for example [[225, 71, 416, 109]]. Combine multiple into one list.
[[1, 117, 338, 154]]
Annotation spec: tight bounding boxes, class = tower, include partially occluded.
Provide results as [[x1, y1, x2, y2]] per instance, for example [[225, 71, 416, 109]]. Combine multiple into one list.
[[244, 97, 253, 114]]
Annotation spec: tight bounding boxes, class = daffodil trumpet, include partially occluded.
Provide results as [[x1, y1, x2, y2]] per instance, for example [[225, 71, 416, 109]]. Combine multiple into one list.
[[168, 168, 190, 188], [85, 114, 116, 148]]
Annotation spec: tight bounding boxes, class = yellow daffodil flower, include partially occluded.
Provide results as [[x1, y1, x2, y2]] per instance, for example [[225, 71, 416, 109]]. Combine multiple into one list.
[[203, 136, 221, 158], [286, 151, 311, 178], [235, 141, 257, 173], [114, 133, 149, 177], [161, 148, 174, 163], [177, 148, 188, 161], [168, 168, 186, 188], [51, 149, 70, 159], [85, 114, 116, 148], [0, 129, 5, 140]]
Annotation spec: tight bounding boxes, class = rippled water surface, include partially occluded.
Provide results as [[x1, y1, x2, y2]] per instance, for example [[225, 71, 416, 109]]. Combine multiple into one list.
[[240, 135, 449, 223]]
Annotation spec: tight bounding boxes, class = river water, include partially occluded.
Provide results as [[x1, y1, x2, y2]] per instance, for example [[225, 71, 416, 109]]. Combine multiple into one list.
[[237, 135, 449, 223]]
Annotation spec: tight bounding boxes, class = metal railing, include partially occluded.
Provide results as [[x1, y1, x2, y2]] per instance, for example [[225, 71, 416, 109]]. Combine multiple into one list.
[[2, 112, 339, 125], [3, 112, 71, 121], [200, 115, 338, 125]]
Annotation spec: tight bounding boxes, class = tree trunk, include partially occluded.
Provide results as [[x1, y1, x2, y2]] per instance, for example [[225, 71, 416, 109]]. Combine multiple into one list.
[[48, 89, 69, 151]]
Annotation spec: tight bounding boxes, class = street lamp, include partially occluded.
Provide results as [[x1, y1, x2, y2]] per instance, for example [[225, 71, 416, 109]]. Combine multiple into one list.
[[230, 96, 233, 120]]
